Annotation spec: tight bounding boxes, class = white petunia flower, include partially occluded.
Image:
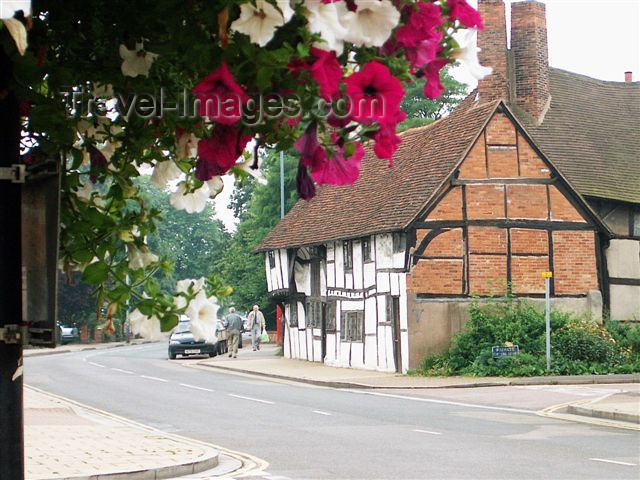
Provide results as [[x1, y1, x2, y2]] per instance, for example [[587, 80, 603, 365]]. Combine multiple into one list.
[[119, 42, 158, 78], [129, 308, 165, 341], [451, 29, 493, 81], [170, 181, 210, 213], [1, 18, 27, 55], [237, 158, 267, 185], [176, 277, 206, 294], [342, 0, 400, 48], [207, 176, 225, 198], [176, 132, 198, 160], [186, 291, 219, 343], [230, 0, 294, 47], [127, 245, 159, 270], [151, 160, 182, 188], [303, 0, 349, 55]]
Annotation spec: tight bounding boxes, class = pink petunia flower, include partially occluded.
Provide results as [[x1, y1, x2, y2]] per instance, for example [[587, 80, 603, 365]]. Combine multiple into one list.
[[423, 58, 449, 100], [373, 110, 406, 164], [193, 63, 246, 125], [447, 0, 484, 29], [294, 123, 327, 171], [310, 48, 343, 102], [345, 61, 405, 125], [296, 164, 317, 200], [310, 136, 364, 185], [196, 125, 251, 180]]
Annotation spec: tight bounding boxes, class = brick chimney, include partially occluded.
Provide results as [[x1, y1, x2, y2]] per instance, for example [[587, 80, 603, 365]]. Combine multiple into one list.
[[477, 0, 509, 102], [510, 1, 551, 124], [625, 71, 633, 83]]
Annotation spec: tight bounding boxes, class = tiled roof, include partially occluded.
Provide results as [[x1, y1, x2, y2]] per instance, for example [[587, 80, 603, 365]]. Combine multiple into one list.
[[256, 101, 498, 251], [523, 68, 640, 204]]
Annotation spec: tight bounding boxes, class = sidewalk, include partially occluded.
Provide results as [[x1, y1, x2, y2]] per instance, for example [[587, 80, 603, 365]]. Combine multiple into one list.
[[23, 340, 154, 358], [196, 344, 640, 430], [196, 344, 640, 390], [25, 386, 224, 480]]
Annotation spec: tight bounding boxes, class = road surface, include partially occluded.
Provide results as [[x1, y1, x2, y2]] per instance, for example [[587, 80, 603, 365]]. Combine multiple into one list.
[[25, 343, 640, 479]]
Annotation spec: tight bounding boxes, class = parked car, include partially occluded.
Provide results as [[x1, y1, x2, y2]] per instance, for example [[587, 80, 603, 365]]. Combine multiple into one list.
[[215, 318, 228, 355], [58, 324, 80, 345], [168, 318, 217, 359]]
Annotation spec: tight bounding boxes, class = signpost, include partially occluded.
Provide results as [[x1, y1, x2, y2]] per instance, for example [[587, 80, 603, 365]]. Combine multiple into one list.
[[542, 271, 553, 370]]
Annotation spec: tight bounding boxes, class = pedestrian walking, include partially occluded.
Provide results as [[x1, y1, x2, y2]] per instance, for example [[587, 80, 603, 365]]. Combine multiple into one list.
[[225, 307, 243, 358], [247, 304, 266, 351]]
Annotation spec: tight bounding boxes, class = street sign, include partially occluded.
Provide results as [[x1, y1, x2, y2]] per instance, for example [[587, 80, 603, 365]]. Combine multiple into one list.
[[492, 345, 520, 357]]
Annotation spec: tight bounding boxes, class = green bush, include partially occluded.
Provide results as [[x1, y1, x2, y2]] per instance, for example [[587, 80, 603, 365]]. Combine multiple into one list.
[[416, 298, 640, 377]]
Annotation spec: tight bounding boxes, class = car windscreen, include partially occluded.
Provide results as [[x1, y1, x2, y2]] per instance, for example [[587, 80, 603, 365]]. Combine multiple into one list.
[[175, 322, 191, 333]]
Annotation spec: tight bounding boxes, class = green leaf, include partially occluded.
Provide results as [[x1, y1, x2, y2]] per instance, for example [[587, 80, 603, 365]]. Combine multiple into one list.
[[82, 262, 110, 285]]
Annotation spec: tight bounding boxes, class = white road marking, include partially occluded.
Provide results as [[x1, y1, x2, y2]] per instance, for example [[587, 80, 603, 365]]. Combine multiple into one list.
[[111, 368, 134, 374], [342, 390, 535, 414], [313, 410, 331, 416], [140, 375, 168, 383], [229, 394, 274, 405], [413, 429, 442, 435], [180, 383, 214, 392], [589, 458, 637, 467], [88, 362, 105, 368]]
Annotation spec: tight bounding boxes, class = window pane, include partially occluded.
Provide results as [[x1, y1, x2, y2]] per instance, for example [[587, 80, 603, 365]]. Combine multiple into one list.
[[634, 212, 640, 237]]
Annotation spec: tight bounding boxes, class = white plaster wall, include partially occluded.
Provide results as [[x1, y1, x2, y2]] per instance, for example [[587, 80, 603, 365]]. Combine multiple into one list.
[[265, 254, 272, 292], [606, 239, 640, 279], [325, 333, 337, 364], [364, 297, 377, 334], [610, 285, 640, 321], [377, 272, 390, 293], [351, 342, 364, 369], [273, 249, 283, 290], [393, 250, 405, 269], [390, 273, 400, 296], [279, 249, 289, 289], [365, 334, 378, 368], [353, 240, 364, 290], [364, 262, 376, 288], [295, 262, 311, 296], [384, 325, 395, 372], [376, 234, 393, 268], [335, 242, 345, 288], [327, 242, 335, 261], [340, 341, 351, 365], [327, 262, 335, 288]]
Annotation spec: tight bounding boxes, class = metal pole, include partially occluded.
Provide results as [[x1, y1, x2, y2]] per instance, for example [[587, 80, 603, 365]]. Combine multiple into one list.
[[545, 276, 551, 371], [0, 47, 25, 480], [280, 151, 285, 219]]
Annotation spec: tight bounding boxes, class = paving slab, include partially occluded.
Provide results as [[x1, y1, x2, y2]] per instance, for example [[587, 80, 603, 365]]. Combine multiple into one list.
[[24, 386, 221, 480]]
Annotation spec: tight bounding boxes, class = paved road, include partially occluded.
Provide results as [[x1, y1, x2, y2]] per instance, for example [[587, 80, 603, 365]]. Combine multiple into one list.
[[25, 343, 639, 479]]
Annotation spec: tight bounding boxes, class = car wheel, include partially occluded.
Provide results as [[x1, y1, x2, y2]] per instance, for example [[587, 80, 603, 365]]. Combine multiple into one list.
[[168, 350, 177, 360]]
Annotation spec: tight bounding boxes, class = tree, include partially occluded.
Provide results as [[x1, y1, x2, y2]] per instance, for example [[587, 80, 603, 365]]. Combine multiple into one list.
[[399, 66, 468, 132], [218, 152, 298, 325]]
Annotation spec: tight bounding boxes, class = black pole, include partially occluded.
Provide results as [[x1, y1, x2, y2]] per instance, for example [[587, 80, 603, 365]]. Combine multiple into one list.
[[0, 41, 25, 480]]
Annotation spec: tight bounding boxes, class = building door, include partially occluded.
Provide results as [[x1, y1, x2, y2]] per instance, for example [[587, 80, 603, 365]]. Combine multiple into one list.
[[390, 296, 402, 373]]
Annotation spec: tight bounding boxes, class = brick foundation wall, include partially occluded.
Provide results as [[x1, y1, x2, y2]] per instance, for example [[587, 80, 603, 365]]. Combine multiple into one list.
[[507, 184, 548, 220], [511, 228, 548, 254], [512, 255, 549, 293], [467, 185, 506, 219]]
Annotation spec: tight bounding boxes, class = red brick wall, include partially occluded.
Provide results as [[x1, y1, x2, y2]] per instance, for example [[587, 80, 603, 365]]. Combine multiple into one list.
[[552, 230, 598, 294], [424, 229, 464, 257], [511, 228, 548, 254], [469, 254, 507, 295], [458, 136, 487, 179], [549, 186, 585, 222], [512, 255, 549, 293], [426, 187, 463, 220], [507, 185, 548, 220], [466, 185, 505, 219], [487, 147, 518, 177], [485, 114, 516, 145], [518, 134, 550, 177], [468, 227, 506, 254], [408, 259, 463, 294]]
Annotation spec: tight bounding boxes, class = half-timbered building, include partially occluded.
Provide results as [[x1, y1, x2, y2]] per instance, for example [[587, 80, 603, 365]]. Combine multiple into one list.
[[257, 0, 639, 372]]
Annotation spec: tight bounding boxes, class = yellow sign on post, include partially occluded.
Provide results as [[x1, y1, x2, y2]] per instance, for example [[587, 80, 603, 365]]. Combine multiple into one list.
[[541, 272, 553, 278]]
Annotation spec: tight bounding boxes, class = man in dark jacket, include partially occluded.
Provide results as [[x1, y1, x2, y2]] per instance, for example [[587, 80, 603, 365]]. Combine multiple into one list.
[[225, 307, 243, 358]]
